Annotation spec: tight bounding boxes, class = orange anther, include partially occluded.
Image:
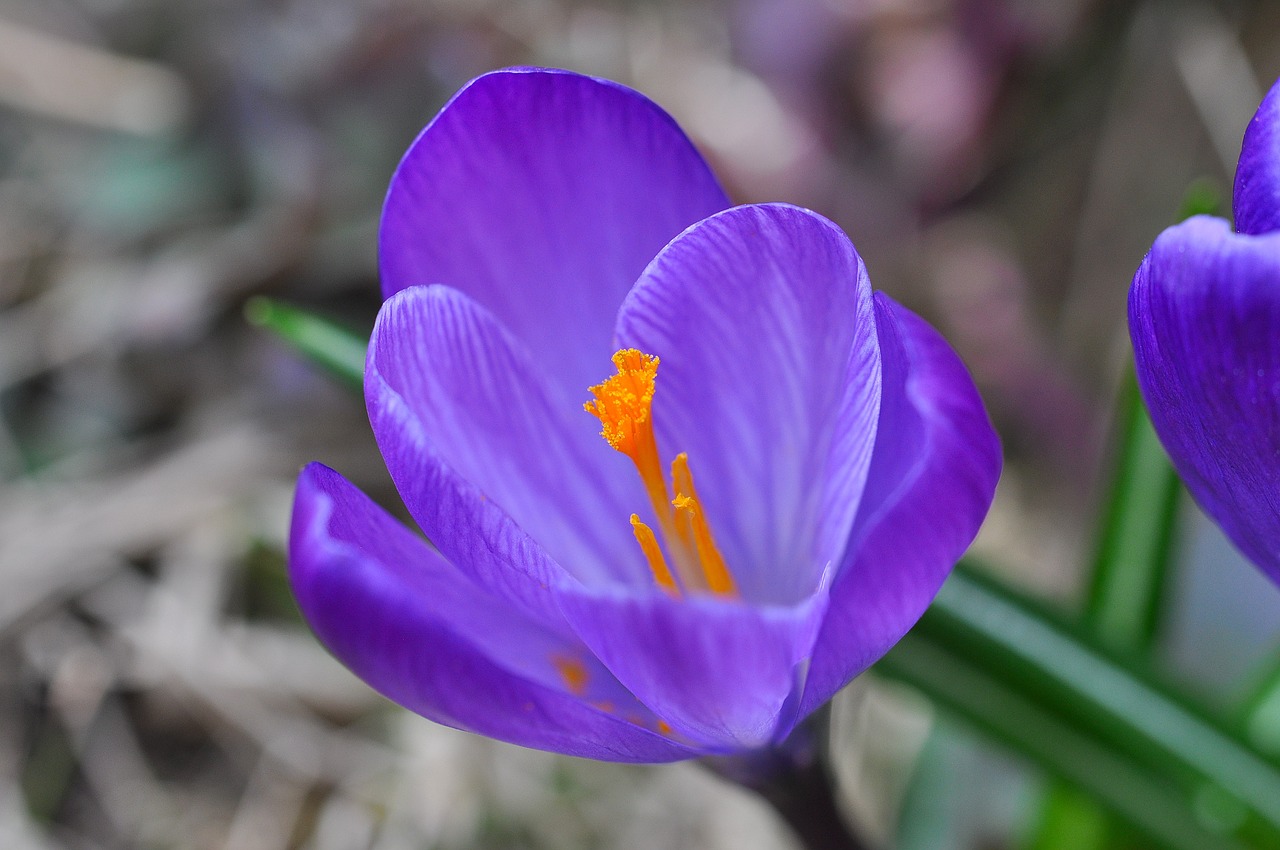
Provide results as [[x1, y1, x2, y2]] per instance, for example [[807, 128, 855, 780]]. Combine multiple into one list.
[[586, 350, 738, 599]]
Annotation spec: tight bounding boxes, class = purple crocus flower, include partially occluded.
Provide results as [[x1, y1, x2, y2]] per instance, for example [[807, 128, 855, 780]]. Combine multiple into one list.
[[1130, 78, 1280, 588], [289, 67, 1001, 761]]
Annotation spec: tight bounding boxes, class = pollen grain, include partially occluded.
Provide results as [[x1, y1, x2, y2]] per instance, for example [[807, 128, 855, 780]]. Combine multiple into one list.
[[584, 349, 659, 458], [552, 654, 590, 696]]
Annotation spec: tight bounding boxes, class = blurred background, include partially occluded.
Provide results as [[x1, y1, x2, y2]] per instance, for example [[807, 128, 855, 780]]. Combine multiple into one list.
[[2, 0, 1280, 847]]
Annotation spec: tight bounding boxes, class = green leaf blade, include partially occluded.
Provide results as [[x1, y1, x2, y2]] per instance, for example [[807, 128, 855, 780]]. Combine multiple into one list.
[[245, 297, 367, 388], [879, 566, 1280, 849]]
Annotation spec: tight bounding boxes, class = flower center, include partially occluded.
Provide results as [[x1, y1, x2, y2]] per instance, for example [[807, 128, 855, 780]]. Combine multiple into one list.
[[584, 349, 738, 597]]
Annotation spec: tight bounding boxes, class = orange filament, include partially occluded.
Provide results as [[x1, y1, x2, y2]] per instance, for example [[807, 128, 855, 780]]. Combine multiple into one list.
[[671, 503, 736, 597], [585, 349, 738, 598], [670, 453, 736, 595], [630, 515, 679, 595]]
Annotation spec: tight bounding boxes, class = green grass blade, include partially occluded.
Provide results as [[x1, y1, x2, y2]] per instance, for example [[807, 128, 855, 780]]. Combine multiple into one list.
[[1025, 180, 1216, 850], [1025, 785, 1113, 850], [1085, 369, 1183, 652], [245, 297, 367, 388], [880, 565, 1280, 848], [878, 633, 1242, 850], [1239, 655, 1280, 763], [1028, 372, 1180, 850]]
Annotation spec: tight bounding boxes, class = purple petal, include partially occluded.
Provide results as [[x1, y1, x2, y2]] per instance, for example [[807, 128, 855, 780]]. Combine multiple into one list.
[[559, 588, 828, 750], [1130, 216, 1280, 585], [1234, 78, 1280, 236], [379, 67, 730, 404], [289, 463, 700, 762], [366, 285, 654, 598], [799, 294, 1002, 715], [615, 204, 882, 603]]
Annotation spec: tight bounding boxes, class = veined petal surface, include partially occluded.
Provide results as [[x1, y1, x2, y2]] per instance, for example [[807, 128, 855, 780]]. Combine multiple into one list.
[[800, 294, 1001, 715], [366, 285, 650, 593], [1234, 77, 1280, 236], [1130, 216, 1280, 584], [615, 204, 882, 603], [289, 463, 696, 762], [379, 67, 730, 404], [559, 586, 829, 750]]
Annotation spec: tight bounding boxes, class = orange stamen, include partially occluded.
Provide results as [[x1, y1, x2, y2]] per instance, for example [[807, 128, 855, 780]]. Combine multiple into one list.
[[585, 350, 677, 538], [585, 350, 739, 598], [672, 495, 737, 597], [630, 515, 679, 595], [583, 350, 656, 451], [671, 454, 737, 596]]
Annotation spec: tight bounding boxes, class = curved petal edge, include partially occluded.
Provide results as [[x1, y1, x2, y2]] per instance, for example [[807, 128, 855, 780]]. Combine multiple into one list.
[[1129, 216, 1280, 584], [614, 203, 882, 603], [799, 294, 1002, 715], [561, 585, 829, 751], [1235, 77, 1280, 236], [379, 66, 731, 403], [366, 285, 650, 593], [289, 463, 699, 762]]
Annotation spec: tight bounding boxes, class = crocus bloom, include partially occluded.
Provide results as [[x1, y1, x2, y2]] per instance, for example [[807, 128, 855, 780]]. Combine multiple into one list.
[[289, 67, 1001, 761], [1130, 77, 1280, 587]]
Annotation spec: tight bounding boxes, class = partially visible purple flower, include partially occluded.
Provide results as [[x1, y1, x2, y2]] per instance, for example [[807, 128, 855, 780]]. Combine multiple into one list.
[[1130, 77, 1280, 587], [289, 67, 1001, 761]]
